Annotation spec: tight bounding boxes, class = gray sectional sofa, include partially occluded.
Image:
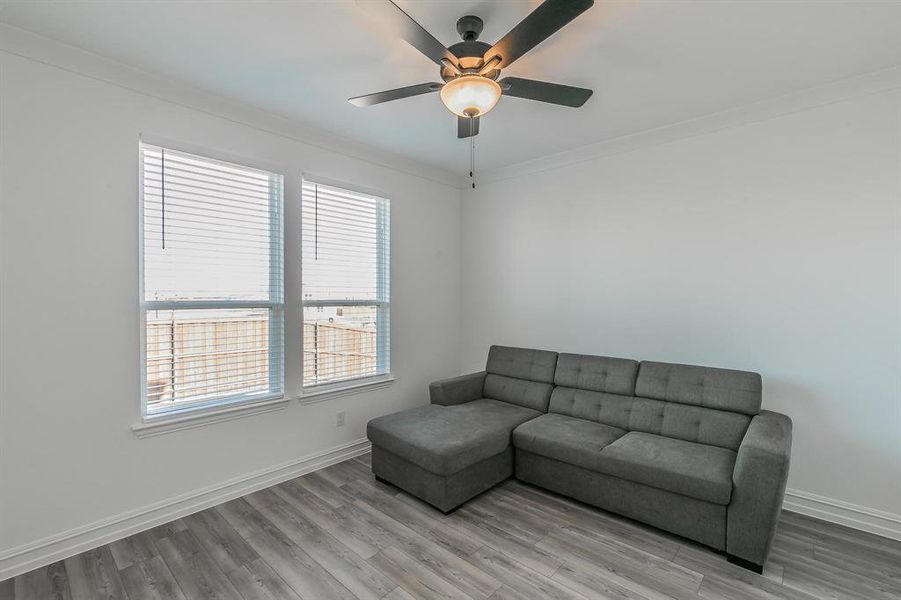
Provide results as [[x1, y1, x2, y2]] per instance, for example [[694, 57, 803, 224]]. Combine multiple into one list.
[[366, 345, 792, 572]]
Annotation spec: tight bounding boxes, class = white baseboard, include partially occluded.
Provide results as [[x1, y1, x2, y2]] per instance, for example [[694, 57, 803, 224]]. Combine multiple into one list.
[[0, 438, 371, 581], [783, 488, 901, 542]]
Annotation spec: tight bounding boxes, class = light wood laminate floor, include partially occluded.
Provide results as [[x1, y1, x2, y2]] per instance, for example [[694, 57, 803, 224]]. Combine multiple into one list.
[[2, 452, 900, 599]]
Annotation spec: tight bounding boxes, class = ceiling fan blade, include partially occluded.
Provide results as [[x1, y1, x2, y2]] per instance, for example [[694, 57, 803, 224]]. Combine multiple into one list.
[[357, 0, 459, 67], [499, 77, 593, 107], [484, 0, 593, 69], [348, 82, 443, 107], [457, 115, 480, 138]]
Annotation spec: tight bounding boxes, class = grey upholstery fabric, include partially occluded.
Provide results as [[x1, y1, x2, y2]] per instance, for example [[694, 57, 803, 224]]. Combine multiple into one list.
[[517, 450, 727, 550], [486, 345, 558, 383], [549, 387, 634, 423], [554, 353, 639, 395], [598, 432, 736, 504], [372, 446, 513, 513], [512, 413, 626, 472], [550, 387, 751, 450], [728, 411, 793, 566], [367, 344, 556, 512], [429, 371, 486, 406], [366, 399, 539, 476], [483, 374, 555, 412], [636, 361, 762, 416], [367, 345, 791, 569]]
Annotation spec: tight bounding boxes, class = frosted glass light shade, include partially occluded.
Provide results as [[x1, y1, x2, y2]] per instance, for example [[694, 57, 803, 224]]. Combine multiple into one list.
[[440, 76, 502, 117]]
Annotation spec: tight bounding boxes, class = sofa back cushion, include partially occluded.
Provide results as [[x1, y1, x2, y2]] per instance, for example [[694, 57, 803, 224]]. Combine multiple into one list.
[[549, 387, 751, 450], [554, 353, 639, 395], [487, 345, 558, 382], [484, 345, 557, 412], [635, 361, 762, 416]]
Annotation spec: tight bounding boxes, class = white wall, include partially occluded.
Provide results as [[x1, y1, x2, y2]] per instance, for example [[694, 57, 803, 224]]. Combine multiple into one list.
[[0, 51, 461, 565], [461, 89, 901, 525]]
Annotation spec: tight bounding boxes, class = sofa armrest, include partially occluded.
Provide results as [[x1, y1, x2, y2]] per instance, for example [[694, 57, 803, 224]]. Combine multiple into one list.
[[429, 371, 486, 406], [727, 410, 793, 569]]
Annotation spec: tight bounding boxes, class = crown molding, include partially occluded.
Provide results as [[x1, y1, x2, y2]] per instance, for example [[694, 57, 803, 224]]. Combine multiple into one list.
[[468, 65, 901, 188], [0, 23, 463, 189]]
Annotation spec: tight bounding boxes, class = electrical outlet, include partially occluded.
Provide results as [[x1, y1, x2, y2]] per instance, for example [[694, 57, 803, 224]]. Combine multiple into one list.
[[336, 410, 346, 427]]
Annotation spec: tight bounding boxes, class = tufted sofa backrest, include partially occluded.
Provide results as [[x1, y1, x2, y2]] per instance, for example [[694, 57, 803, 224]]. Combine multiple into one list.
[[635, 361, 762, 415], [553, 353, 640, 396], [484, 345, 558, 412], [549, 354, 761, 450]]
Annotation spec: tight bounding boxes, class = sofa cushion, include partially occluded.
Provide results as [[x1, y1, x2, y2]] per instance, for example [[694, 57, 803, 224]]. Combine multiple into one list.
[[486, 345, 558, 383], [550, 387, 751, 450], [599, 432, 736, 505], [554, 353, 639, 395], [484, 374, 555, 412], [635, 361, 761, 416], [512, 413, 626, 472], [366, 399, 540, 476], [550, 387, 637, 425]]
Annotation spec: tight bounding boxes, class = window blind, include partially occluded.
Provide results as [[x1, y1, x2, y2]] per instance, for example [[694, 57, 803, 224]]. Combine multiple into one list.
[[301, 179, 390, 387], [141, 143, 284, 415]]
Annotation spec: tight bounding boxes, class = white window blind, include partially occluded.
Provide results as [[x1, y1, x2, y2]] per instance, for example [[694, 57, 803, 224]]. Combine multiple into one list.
[[141, 143, 284, 416], [301, 179, 390, 387]]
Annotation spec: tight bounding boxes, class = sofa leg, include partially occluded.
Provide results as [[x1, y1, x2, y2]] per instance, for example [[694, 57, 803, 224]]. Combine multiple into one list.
[[374, 475, 391, 485], [726, 553, 764, 574]]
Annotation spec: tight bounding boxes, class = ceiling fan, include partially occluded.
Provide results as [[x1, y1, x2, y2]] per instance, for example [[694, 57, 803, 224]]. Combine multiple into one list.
[[349, 0, 595, 139]]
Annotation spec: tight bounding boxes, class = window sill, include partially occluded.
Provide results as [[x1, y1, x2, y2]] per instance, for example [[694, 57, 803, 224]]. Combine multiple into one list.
[[298, 375, 395, 405], [132, 395, 289, 438]]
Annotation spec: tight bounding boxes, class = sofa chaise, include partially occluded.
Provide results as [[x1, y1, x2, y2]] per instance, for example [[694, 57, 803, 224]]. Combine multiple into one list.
[[366, 345, 792, 572]]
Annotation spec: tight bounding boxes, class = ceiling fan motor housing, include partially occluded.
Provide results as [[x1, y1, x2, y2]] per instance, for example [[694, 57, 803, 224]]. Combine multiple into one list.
[[442, 16, 499, 81]]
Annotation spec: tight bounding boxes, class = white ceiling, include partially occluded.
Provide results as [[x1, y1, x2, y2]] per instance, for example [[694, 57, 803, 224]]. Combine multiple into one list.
[[1, 1, 899, 174]]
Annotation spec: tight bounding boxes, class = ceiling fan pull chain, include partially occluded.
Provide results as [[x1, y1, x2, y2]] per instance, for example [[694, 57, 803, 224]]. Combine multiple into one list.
[[470, 116, 476, 189]]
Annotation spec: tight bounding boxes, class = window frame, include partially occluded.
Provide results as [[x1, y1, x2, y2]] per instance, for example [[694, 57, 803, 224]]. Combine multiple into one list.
[[299, 174, 392, 396], [137, 136, 286, 422]]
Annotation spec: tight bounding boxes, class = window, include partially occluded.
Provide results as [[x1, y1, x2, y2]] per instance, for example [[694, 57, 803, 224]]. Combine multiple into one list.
[[140, 143, 284, 417], [301, 179, 390, 389]]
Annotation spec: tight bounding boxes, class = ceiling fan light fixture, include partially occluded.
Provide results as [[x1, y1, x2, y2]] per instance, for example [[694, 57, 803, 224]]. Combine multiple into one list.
[[440, 75, 502, 118]]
